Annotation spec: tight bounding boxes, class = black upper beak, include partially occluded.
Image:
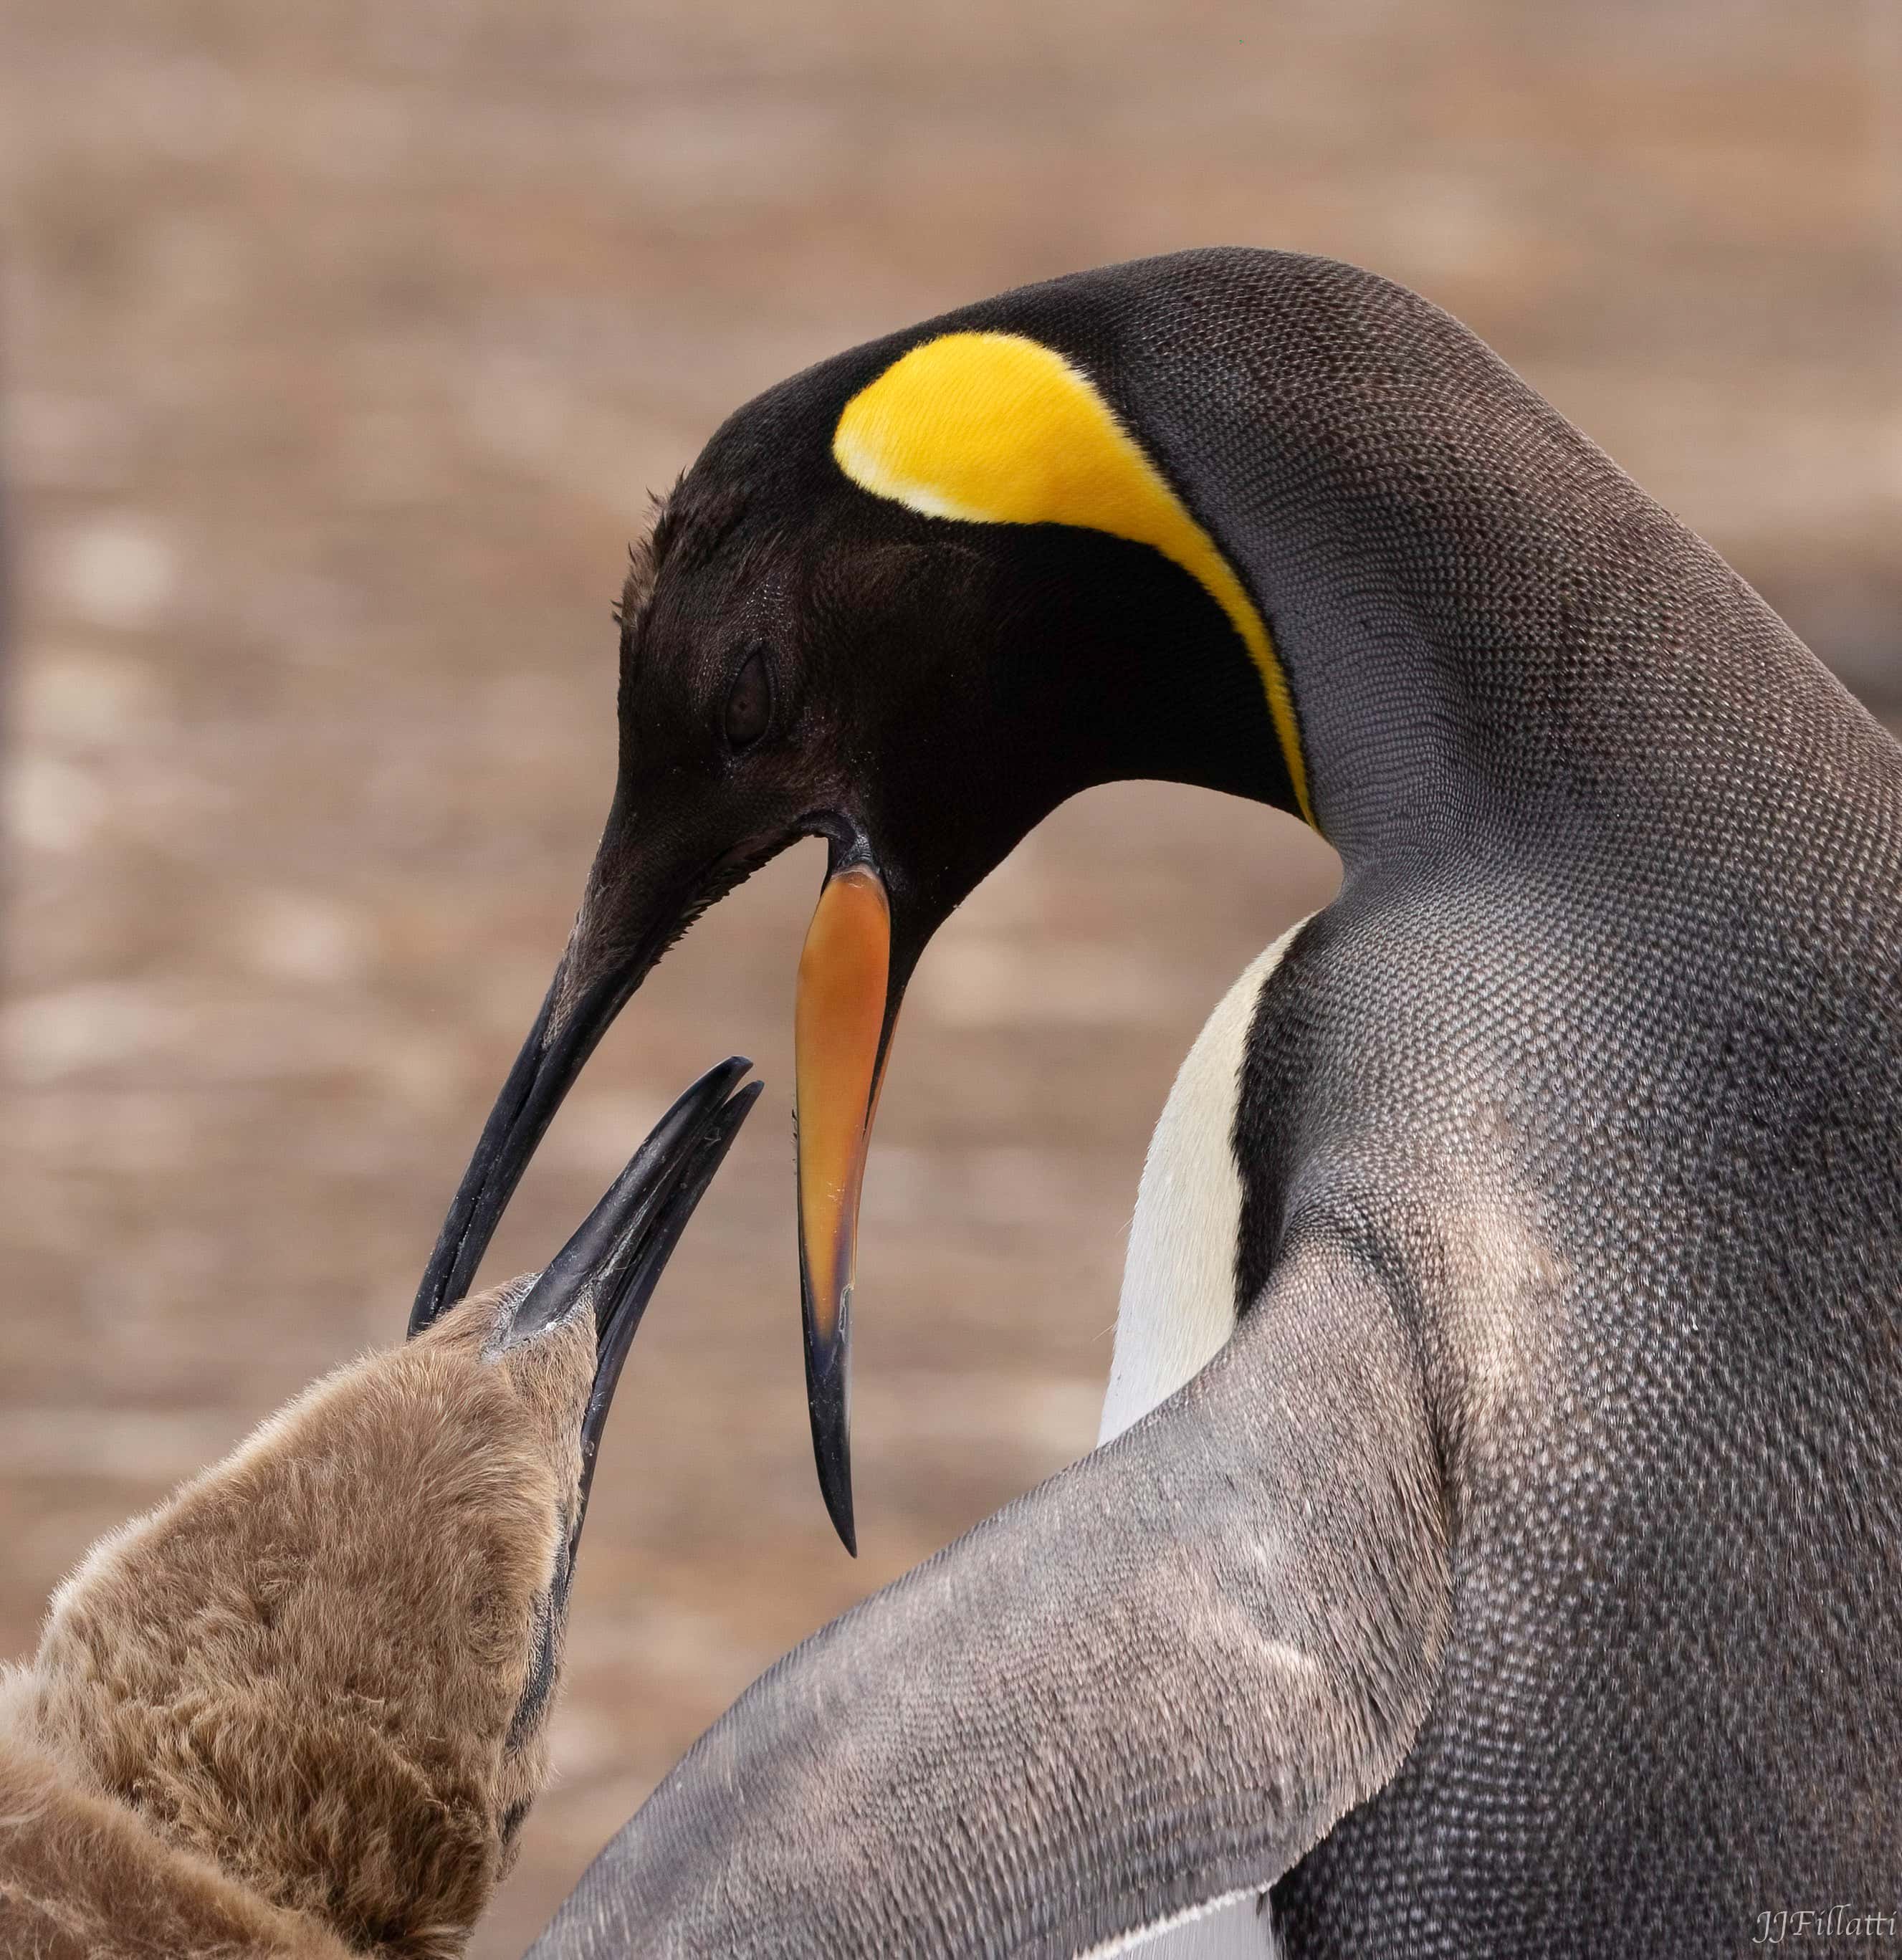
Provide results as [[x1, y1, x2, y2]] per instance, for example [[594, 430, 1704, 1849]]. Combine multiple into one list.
[[409, 835, 791, 1342], [412, 821, 914, 1559], [487, 1056, 761, 1521], [411, 964, 642, 1337]]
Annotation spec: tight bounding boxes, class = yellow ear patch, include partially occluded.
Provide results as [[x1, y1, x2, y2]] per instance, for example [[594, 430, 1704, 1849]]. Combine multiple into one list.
[[832, 330, 1312, 826]]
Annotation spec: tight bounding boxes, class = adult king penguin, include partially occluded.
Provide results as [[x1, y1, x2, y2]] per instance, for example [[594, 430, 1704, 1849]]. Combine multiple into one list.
[[415, 249, 1902, 1956]]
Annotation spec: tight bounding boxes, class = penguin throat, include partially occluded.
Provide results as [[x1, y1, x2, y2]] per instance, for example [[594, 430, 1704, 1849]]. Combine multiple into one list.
[[831, 331, 1314, 828]]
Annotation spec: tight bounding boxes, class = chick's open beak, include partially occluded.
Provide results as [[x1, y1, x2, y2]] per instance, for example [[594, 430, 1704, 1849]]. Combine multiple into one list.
[[490, 1056, 761, 1523]]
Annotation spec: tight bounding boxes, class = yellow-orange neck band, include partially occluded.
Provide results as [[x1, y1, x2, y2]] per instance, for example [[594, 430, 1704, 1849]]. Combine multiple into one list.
[[832, 330, 1313, 827]]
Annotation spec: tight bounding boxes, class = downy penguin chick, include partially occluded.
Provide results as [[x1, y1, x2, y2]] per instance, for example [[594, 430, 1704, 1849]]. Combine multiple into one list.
[[0, 1059, 758, 1960]]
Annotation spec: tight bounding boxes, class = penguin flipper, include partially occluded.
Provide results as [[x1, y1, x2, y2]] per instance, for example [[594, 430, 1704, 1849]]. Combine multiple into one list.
[[530, 1234, 1451, 1958]]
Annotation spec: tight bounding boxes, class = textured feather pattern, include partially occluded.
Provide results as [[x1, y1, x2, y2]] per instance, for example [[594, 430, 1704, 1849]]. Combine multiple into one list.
[[0, 1284, 593, 1959]]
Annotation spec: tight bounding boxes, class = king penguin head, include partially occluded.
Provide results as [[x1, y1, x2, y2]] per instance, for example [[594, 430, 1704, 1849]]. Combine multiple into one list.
[[414, 275, 1317, 1554]]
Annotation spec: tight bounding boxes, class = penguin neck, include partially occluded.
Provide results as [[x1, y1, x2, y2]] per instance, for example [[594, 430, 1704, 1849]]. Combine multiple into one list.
[[827, 275, 1805, 874], [1072, 257, 1818, 876], [1012, 524, 1312, 828], [1027, 428, 1735, 875], [1165, 348, 1803, 878], [1264, 463, 1704, 874]]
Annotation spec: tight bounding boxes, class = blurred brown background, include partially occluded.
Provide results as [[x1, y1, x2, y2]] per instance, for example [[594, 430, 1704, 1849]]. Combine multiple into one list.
[[2, 2, 1897, 1949]]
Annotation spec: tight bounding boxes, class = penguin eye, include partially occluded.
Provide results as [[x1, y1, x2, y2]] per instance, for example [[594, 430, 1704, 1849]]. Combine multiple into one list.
[[722, 647, 773, 751]]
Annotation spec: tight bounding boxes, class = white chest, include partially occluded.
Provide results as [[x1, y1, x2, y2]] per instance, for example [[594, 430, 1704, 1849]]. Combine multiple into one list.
[[1087, 923, 1309, 1960], [1098, 922, 1307, 1445]]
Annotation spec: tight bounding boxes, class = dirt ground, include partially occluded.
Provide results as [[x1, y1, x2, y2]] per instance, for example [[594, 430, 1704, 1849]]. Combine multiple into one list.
[[2, 3, 1898, 1950]]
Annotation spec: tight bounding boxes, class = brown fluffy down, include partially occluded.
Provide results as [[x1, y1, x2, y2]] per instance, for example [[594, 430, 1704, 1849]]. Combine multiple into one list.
[[0, 1744, 355, 1959], [0, 1286, 595, 1959]]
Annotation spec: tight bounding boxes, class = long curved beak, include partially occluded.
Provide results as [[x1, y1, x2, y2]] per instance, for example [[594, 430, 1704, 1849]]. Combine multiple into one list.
[[490, 1056, 762, 1525], [793, 864, 899, 1557], [414, 843, 907, 1557]]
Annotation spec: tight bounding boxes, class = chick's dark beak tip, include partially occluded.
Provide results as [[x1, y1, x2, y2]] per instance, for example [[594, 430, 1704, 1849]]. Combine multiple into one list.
[[575, 1070, 763, 1522], [489, 1056, 757, 1359]]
